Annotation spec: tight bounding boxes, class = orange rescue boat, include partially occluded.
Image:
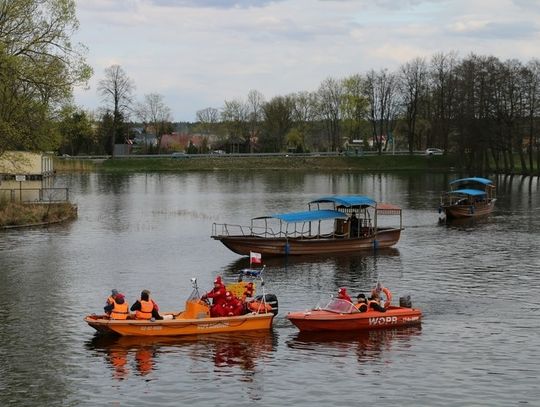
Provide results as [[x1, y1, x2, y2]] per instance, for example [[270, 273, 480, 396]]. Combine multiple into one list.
[[85, 275, 278, 337], [287, 297, 421, 332]]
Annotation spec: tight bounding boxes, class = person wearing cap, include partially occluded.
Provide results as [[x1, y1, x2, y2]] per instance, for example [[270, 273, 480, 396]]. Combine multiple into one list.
[[219, 291, 244, 317], [104, 292, 130, 320], [355, 293, 368, 312], [104, 289, 119, 315], [337, 287, 353, 303], [201, 276, 227, 317], [130, 289, 163, 320]]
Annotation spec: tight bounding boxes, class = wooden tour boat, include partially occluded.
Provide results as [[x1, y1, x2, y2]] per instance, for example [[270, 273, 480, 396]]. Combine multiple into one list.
[[287, 297, 422, 332], [212, 195, 403, 256], [85, 274, 278, 337], [439, 177, 496, 219]]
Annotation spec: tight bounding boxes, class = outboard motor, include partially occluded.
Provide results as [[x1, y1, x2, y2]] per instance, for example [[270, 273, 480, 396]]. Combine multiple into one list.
[[399, 295, 412, 308], [255, 293, 279, 316]]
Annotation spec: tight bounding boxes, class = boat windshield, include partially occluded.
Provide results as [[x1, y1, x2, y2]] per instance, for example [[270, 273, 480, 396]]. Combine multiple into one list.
[[322, 298, 359, 314]]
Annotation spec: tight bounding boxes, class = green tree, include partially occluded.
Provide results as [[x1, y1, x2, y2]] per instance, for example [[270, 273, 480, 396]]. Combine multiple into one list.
[[0, 0, 92, 154], [57, 105, 95, 155]]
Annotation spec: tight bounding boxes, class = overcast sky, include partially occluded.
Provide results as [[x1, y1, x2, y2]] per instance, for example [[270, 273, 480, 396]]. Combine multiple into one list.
[[73, 0, 540, 122]]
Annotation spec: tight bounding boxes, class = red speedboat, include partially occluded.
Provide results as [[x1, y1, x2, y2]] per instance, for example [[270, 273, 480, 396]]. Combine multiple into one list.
[[287, 298, 422, 332]]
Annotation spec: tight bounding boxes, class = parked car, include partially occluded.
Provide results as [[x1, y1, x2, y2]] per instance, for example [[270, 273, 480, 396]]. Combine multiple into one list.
[[425, 148, 444, 156], [171, 152, 190, 159]]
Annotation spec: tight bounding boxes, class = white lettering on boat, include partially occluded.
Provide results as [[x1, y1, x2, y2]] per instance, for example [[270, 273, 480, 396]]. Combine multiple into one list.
[[368, 316, 398, 326], [197, 322, 230, 330], [403, 316, 420, 322], [140, 325, 163, 331]]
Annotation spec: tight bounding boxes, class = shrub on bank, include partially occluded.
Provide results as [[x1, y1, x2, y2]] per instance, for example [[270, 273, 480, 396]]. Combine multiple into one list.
[[0, 202, 77, 228]]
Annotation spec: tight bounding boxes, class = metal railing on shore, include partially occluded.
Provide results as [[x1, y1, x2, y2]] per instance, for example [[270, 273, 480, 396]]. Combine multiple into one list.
[[58, 151, 426, 160], [0, 188, 70, 203]]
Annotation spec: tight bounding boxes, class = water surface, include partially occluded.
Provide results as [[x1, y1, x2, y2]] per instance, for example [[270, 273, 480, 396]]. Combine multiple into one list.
[[1, 172, 539, 406]]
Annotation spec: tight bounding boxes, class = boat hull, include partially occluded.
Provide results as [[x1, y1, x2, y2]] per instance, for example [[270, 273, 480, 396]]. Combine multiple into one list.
[[213, 228, 402, 256], [443, 199, 496, 219], [287, 306, 422, 332], [85, 313, 274, 337]]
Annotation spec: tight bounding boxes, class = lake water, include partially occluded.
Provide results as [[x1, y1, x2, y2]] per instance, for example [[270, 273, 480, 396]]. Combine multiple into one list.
[[1, 171, 539, 406]]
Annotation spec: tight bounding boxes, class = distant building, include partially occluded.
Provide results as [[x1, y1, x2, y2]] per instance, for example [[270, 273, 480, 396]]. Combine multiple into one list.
[[0, 151, 56, 202]]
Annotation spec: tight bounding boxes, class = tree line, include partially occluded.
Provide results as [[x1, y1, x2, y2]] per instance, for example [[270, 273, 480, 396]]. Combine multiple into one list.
[[2, 1, 540, 174]]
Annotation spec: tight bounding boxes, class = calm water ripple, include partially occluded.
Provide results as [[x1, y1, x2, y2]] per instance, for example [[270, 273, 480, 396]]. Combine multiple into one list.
[[1, 172, 540, 406]]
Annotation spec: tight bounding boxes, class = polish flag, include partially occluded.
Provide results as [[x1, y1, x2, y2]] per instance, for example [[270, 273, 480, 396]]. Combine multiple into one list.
[[250, 251, 262, 264]]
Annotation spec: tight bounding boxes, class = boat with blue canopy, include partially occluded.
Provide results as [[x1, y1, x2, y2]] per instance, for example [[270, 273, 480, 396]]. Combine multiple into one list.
[[439, 177, 496, 219], [211, 195, 403, 256]]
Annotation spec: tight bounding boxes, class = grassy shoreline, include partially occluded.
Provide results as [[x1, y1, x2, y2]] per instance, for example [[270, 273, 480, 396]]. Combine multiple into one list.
[[54, 155, 459, 173], [0, 202, 78, 228]]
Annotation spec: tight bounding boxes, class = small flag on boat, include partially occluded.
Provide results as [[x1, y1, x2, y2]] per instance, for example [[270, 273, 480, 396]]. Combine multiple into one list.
[[250, 251, 262, 264]]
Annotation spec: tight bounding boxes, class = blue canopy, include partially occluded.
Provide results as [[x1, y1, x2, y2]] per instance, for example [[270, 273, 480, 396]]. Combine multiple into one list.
[[449, 189, 487, 197], [255, 209, 348, 223], [450, 177, 493, 186], [308, 195, 377, 207]]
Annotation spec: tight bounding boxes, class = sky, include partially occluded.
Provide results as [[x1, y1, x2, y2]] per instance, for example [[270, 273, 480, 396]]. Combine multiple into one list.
[[72, 0, 540, 122]]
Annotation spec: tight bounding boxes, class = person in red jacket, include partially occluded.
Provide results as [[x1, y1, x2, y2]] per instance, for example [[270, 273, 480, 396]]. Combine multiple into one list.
[[219, 291, 244, 317], [337, 287, 353, 303], [202, 276, 227, 317]]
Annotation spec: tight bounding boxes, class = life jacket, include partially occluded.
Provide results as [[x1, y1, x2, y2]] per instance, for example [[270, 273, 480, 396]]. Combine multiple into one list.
[[110, 300, 129, 320], [355, 302, 368, 313], [367, 300, 382, 311], [135, 300, 154, 320]]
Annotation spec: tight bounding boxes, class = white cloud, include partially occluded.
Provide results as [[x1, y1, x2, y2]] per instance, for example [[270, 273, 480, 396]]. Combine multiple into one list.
[[73, 0, 540, 121]]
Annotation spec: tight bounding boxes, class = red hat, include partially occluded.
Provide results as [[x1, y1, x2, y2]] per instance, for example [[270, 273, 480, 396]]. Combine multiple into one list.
[[338, 287, 347, 293], [214, 276, 222, 284], [116, 293, 125, 299]]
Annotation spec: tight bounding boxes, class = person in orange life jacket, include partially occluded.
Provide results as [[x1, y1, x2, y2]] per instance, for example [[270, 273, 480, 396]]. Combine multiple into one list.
[[368, 291, 386, 312], [104, 289, 120, 315], [355, 293, 368, 312], [104, 293, 130, 320], [337, 287, 353, 303], [201, 276, 227, 317], [130, 289, 162, 320], [219, 291, 244, 317]]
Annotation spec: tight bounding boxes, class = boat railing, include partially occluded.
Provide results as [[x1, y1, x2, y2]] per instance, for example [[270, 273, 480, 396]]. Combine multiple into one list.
[[212, 222, 280, 238]]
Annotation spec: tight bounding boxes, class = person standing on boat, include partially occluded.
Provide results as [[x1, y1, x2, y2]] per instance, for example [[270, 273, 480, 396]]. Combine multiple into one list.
[[349, 212, 359, 237], [104, 293, 130, 320], [202, 276, 227, 317], [131, 289, 163, 320], [337, 287, 353, 303]]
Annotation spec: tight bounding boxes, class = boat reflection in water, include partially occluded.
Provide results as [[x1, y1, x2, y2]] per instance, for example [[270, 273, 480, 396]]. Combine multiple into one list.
[[86, 330, 276, 381], [222, 248, 400, 275], [287, 325, 422, 363]]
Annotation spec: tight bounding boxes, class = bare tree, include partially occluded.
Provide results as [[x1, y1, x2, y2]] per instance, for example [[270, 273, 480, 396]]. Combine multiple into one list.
[[342, 74, 369, 144], [221, 99, 249, 153], [97, 65, 135, 155], [246, 90, 265, 152], [317, 77, 343, 151], [364, 69, 399, 154], [400, 57, 429, 152], [137, 93, 172, 153], [291, 91, 318, 150], [429, 52, 458, 152]]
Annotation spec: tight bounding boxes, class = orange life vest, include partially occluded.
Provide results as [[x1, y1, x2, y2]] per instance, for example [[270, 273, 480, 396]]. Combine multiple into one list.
[[135, 300, 153, 320], [110, 300, 129, 320]]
